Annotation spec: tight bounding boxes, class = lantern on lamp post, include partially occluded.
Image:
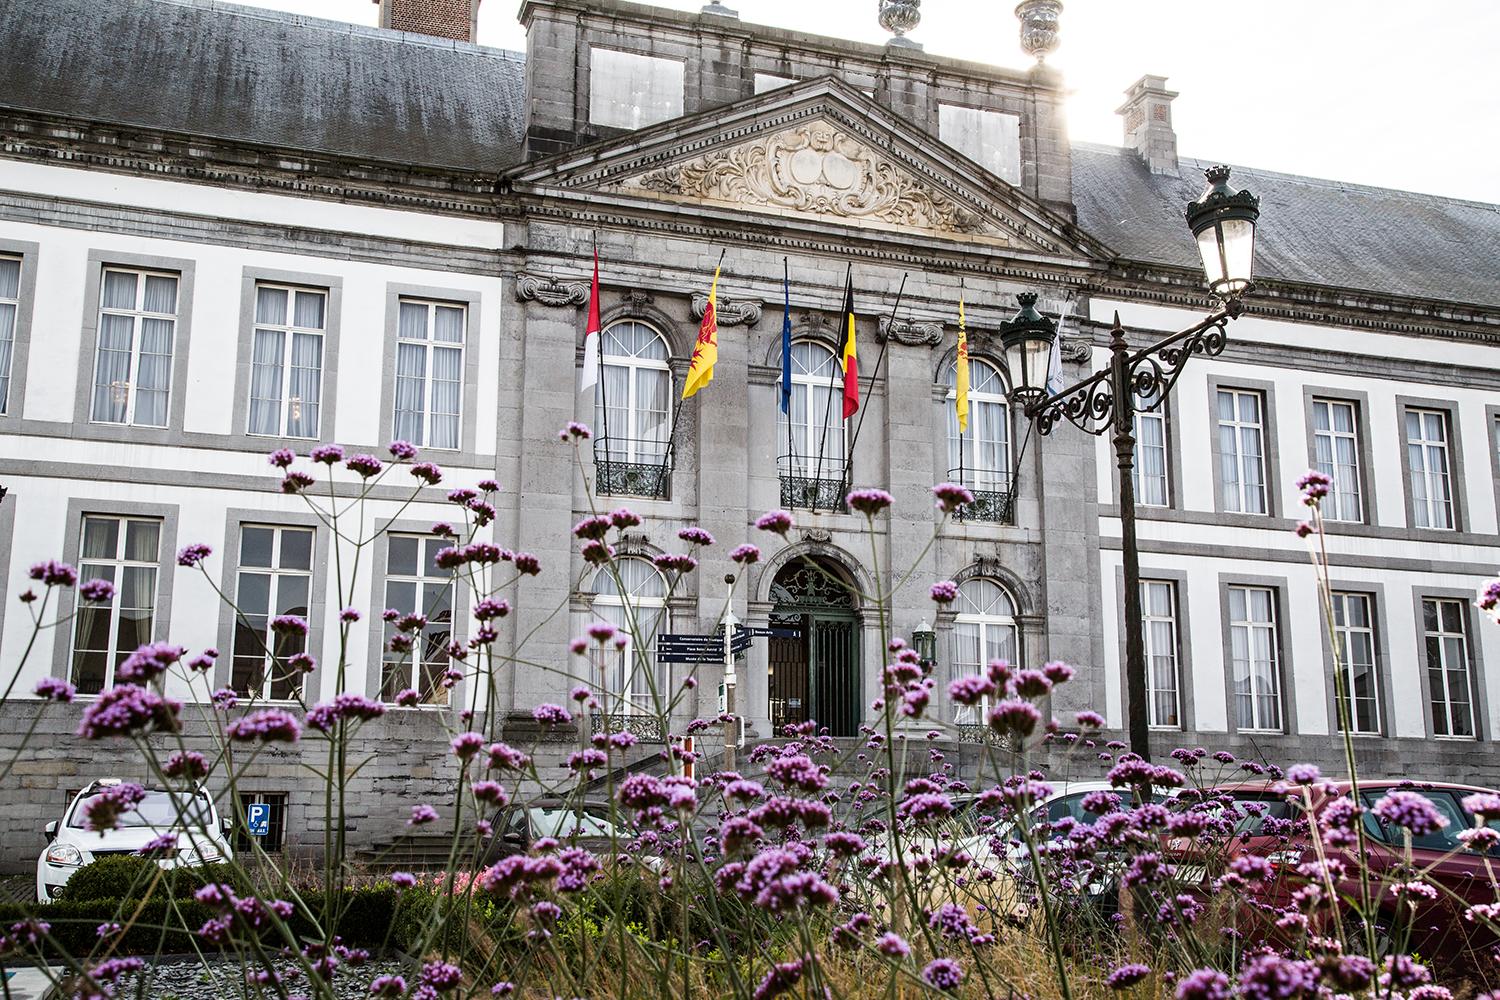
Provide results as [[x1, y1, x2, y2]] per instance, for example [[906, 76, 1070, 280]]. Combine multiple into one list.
[[998, 292, 1058, 406]]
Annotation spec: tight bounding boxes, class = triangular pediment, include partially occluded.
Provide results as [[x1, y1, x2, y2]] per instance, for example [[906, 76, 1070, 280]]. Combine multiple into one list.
[[508, 78, 1107, 261]]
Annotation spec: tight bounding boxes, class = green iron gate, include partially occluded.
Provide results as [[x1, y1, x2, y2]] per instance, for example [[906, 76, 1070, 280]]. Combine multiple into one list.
[[768, 558, 861, 737]]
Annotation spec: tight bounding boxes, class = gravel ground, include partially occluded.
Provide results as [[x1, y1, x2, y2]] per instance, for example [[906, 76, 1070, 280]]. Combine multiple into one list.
[[79, 957, 412, 998]]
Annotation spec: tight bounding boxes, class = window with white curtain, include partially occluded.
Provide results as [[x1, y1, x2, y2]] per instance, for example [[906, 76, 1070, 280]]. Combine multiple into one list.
[[1216, 388, 1267, 514], [595, 321, 671, 468], [778, 341, 847, 481], [0, 255, 18, 414], [231, 525, 314, 701], [1406, 408, 1454, 530], [380, 535, 455, 704], [1330, 591, 1380, 735], [1229, 585, 1281, 732], [588, 558, 669, 715], [1423, 598, 1474, 738], [1312, 399, 1362, 522], [91, 268, 178, 427], [944, 357, 1010, 494], [949, 578, 1018, 726], [248, 284, 325, 439], [1140, 580, 1180, 728], [393, 299, 465, 450], [1133, 391, 1169, 507], [70, 515, 161, 695]]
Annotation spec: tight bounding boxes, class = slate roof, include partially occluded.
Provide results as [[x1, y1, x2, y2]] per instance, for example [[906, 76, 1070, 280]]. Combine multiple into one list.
[[1071, 142, 1500, 310], [0, 0, 528, 172]]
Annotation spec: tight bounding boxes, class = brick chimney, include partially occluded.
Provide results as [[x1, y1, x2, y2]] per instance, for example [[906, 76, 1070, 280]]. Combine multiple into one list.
[[373, 0, 480, 42], [1116, 75, 1178, 175]]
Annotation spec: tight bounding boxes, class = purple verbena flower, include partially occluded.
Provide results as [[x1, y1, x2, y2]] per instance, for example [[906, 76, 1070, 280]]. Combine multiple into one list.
[[930, 580, 958, 604], [755, 510, 793, 535], [225, 709, 302, 743], [79, 578, 116, 603], [34, 677, 75, 703], [77, 685, 181, 739], [29, 560, 77, 587], [1107, 964, 1151, 989], [387, 440, 418, 460], [408, 804, 438, 826], [932, 482, 975, 514], [730, 543, 760, 565], [177, 543, 212, 568], [532, 703, 571, 726], [921, 958, 963, 992], [1296, 469, 1332, 505], [116, 642, 186, 683], [1373, 790, 1449, 836], [846, 488, 893, 515], [410, 462, 443, 485], [310, 444, 344, 464], [267, 448, 295, 468], [678, 526, 715, 546]]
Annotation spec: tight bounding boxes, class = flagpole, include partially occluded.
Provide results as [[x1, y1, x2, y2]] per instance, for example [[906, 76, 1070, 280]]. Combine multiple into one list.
[[842, 272, 908, 493], [782, 257, 796, 478], [660, 249, 726, 491], [810, 263, 852, 514]]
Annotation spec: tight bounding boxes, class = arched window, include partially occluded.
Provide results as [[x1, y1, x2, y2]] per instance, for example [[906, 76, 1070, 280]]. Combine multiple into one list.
[[949, 577, 1019, 726], [595, 321, 672, 497], [588, 557, 669, 713], [777, 341, 848, 509], [945, 357, 1011, 506]]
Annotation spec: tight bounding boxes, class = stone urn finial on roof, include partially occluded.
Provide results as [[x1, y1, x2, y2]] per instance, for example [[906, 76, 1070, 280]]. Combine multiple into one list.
[[1016, 0, 1063, 62], [879, 0, 922, 48]]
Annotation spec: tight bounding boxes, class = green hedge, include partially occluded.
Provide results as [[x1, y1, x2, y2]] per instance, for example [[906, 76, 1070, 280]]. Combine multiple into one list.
[[0, 887, 403, 957]]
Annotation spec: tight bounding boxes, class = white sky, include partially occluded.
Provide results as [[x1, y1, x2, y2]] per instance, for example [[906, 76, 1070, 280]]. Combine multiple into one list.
[[233, 0, 1499, 203]]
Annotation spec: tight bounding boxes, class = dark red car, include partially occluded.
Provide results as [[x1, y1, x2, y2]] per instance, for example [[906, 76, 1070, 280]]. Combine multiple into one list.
[[1164, 779, 1500, 968]]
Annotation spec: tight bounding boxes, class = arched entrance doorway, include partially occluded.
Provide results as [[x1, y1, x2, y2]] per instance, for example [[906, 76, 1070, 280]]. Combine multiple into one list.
[[767, 557, 861, 737]]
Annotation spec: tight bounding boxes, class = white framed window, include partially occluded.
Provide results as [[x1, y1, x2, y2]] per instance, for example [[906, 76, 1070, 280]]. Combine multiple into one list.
[[1229, 585, 1281, 732], [778, 341, 848, 482], [380, 535, 455, 704], [1330, 591, 1379, 735], [588, 558, 669, 714], [1423, 598, 1474, 738], [91, 268, 179, 427], [1312, 399, 1363, 522], [0, 255, 19, 414], [70, 515, 161, 695], [1406, 408, 1454, 530], [1141, 580, 1180, 728], [950, 578, 1018, 726], [248, 284, 326, 439], [945, 357, 1011, 494], [231, 525, 314, 701], [1133, 390, 1169, 507], [1216, 388, 1267, 514], [596, 321, 672, 468], [393, 299, 465, 450]]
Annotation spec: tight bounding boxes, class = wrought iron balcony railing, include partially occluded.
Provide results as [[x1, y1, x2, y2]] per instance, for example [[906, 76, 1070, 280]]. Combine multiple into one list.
[[594, 438, 671, 500], [945, 469, 1014, 525], [777, 455, 849, 512]]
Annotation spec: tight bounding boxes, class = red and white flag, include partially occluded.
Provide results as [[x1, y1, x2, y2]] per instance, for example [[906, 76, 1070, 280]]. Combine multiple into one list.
[[580, 248, 602, 391]]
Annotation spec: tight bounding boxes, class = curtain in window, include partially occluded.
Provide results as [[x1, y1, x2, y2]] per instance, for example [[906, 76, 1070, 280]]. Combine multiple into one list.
[[1142, 582, 1178, 727], [1313, 402, 1361, 520], [1134, 411, 1168, 506], [596, 362, 631, 463], [287, 333, 322, 438], [93, 283, 135, 425], [0, 258, 17, 414], [248, 330, 285, 435], [430, 345, 462, 449], [393, 342, 427, 444], [131, 276, 177, 427], [636, 366, 670, 463]]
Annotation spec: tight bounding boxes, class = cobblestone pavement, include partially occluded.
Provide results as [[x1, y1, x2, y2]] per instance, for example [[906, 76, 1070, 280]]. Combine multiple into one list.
[[56, 958, 411, 999]]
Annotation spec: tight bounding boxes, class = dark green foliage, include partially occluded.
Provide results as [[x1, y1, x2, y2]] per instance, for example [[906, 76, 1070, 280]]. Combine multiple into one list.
[[52, 855, 161, 903]]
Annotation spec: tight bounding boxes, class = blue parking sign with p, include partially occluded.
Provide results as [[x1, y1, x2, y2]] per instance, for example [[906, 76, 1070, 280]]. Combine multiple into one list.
[[247, 803, 270, 837]]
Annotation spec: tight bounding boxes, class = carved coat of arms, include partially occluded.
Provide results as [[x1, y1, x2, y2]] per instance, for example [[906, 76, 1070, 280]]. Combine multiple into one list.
[[613, 122, 995, 238]]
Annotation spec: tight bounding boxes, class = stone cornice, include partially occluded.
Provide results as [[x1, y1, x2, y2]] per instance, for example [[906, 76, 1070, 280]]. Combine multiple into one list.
[[690, 294, 762, 326], [1088, 263, 1500, 344], [514, 272, 589, 307], [0, 110, 504, 218]]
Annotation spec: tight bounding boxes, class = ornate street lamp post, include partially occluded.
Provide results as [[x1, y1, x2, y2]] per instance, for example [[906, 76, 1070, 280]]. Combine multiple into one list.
[[1015, 166, 1260, 761]]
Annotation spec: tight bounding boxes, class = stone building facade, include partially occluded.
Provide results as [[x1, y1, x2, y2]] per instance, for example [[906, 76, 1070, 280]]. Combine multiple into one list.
[[0, 0, 1496, 867]]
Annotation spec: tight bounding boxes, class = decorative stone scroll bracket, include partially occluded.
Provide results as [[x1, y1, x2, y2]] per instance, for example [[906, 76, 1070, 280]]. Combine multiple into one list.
[[691, 294, 763, 327], [514, 272, 589, 308], [877, 316, 944, 347], [1059, 336, 1091, 364]]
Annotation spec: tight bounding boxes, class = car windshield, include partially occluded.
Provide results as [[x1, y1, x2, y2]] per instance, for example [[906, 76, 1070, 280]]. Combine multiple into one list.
[[1226, 794, 1297, 837], [530, 807, 618, 840], [67, 789, 215, 830], [1360, 789, 1469, 852]]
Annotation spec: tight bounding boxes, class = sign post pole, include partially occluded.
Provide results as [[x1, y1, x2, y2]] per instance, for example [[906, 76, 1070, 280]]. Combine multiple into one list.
[[722, 574, 738, 772]]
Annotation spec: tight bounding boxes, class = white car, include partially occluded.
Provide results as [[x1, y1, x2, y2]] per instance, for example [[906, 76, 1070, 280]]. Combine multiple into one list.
[[37, 780, 233, 903]]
